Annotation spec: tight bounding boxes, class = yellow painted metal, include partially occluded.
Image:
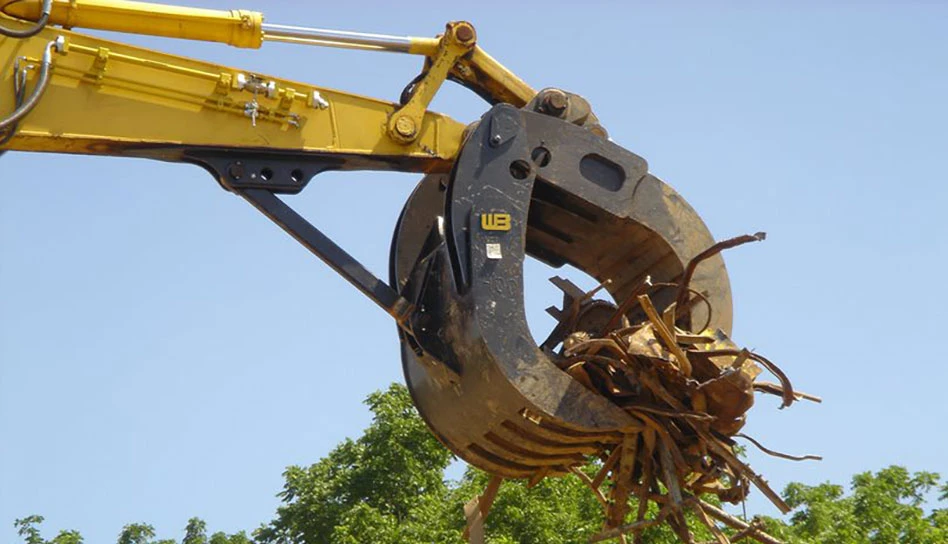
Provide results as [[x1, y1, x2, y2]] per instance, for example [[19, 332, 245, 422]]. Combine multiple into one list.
[[387, 21, 476, 144], [0, 24, 466, 172], [0, 0, 264, 48], [461, 47, 535, 108], [1, 0, 536, 158], [406, 37, 441, 56], [1, 0, 536, 108]]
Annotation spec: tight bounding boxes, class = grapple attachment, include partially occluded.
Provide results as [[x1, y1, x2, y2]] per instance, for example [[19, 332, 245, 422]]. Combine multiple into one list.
[[391, 103, 733, 478]]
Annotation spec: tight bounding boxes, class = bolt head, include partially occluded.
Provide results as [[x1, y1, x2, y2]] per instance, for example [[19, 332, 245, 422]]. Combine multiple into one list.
[[540, 89, 569, 116], [228, 161, 245, 180], [454, 24, 476, 44], [395, 116, 417, 138]]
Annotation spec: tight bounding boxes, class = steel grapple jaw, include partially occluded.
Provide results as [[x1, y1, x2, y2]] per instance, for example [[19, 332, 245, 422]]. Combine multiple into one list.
[[391, 103, 733, 478]]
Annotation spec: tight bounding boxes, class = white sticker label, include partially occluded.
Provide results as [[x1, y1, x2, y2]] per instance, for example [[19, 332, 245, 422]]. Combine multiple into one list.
[[486, 243, 503, 260]]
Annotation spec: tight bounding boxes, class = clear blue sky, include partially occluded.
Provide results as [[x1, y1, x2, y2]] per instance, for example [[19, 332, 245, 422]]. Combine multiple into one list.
[[2, 1, 946, 542]]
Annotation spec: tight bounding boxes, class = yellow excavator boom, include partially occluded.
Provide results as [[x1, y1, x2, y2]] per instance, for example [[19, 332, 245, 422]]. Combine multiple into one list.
[[0, 23, 463, 169], [0, 0, 535, 162]]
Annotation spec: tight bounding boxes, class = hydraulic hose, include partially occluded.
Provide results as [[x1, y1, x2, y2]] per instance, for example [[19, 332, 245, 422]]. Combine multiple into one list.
[[0, 0, 51, 38], [0, 36, 61, 135], [0, 69, 24, 147]]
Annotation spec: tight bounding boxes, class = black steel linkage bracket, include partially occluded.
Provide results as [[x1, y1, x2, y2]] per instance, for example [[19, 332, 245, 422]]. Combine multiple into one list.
[[237, 187, 415, 328], [180, 148, 415, 329]]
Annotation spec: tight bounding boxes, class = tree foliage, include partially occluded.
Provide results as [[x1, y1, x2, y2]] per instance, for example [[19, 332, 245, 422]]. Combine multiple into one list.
[[780, 466, 947, 544], [117, 523, 156, 544], [182, 518, 207, 544], [12, 384, 948, 544], [251, 384, 948, 544], [14, 516, 83, 544], [253, 383, 456, 544]]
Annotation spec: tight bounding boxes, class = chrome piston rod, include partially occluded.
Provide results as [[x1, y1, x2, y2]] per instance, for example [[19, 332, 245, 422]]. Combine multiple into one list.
[[261, 23, 415, 53]]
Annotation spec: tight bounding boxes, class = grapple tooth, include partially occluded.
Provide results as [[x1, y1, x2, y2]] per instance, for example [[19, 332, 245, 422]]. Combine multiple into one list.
[[390, 103, 731, 478]]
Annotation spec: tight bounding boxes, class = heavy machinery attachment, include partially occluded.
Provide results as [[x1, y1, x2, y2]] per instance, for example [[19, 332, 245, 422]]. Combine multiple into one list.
[[392, 102, 730, 477], [1, 2, 818, 542]]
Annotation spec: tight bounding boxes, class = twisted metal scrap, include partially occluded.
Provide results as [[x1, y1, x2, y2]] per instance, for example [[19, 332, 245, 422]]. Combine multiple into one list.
[[548, 233, 821, 544], [461, 234, 820, 544]]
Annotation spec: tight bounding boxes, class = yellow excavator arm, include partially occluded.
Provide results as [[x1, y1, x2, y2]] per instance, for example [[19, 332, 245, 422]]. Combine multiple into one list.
[[0, 0, 534, 170], [0, 4, 809, 543]]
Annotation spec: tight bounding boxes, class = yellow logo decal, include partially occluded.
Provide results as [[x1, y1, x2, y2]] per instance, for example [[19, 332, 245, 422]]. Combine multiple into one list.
[[481, 213, 512, 231]]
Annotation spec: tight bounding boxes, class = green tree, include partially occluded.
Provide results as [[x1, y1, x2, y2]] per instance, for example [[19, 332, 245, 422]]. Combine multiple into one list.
[[208, 530, 252, 544], [10, 516, 254, 544], [117, 523, 156, 544], [451, 468, 627, 544], [254, 384, 948, 544], [48, 530, 83, 544], [254, 383, 456, 544], [14, 516, 84, 544], [255, 384, 716, 544], [183, 518, 208, 544], [12, 385, 948, 544], [780, 466, 948, 544], [14, 516, 45, 544], [851, 467, 941, 543]]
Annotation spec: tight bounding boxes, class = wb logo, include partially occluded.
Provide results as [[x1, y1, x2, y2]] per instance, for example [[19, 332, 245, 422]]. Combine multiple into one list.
[[480, 213, 512, 232]]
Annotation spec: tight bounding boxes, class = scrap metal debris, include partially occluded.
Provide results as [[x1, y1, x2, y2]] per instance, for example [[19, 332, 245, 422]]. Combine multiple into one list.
[[464, 233, 821, 544]]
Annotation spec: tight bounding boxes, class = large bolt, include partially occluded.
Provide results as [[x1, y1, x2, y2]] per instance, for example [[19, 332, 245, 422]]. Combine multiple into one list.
[[394, 116, 417, 138], [228, 161, 245, 180], [454, 23, 475, 44], [539, 89, 569, 117]]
